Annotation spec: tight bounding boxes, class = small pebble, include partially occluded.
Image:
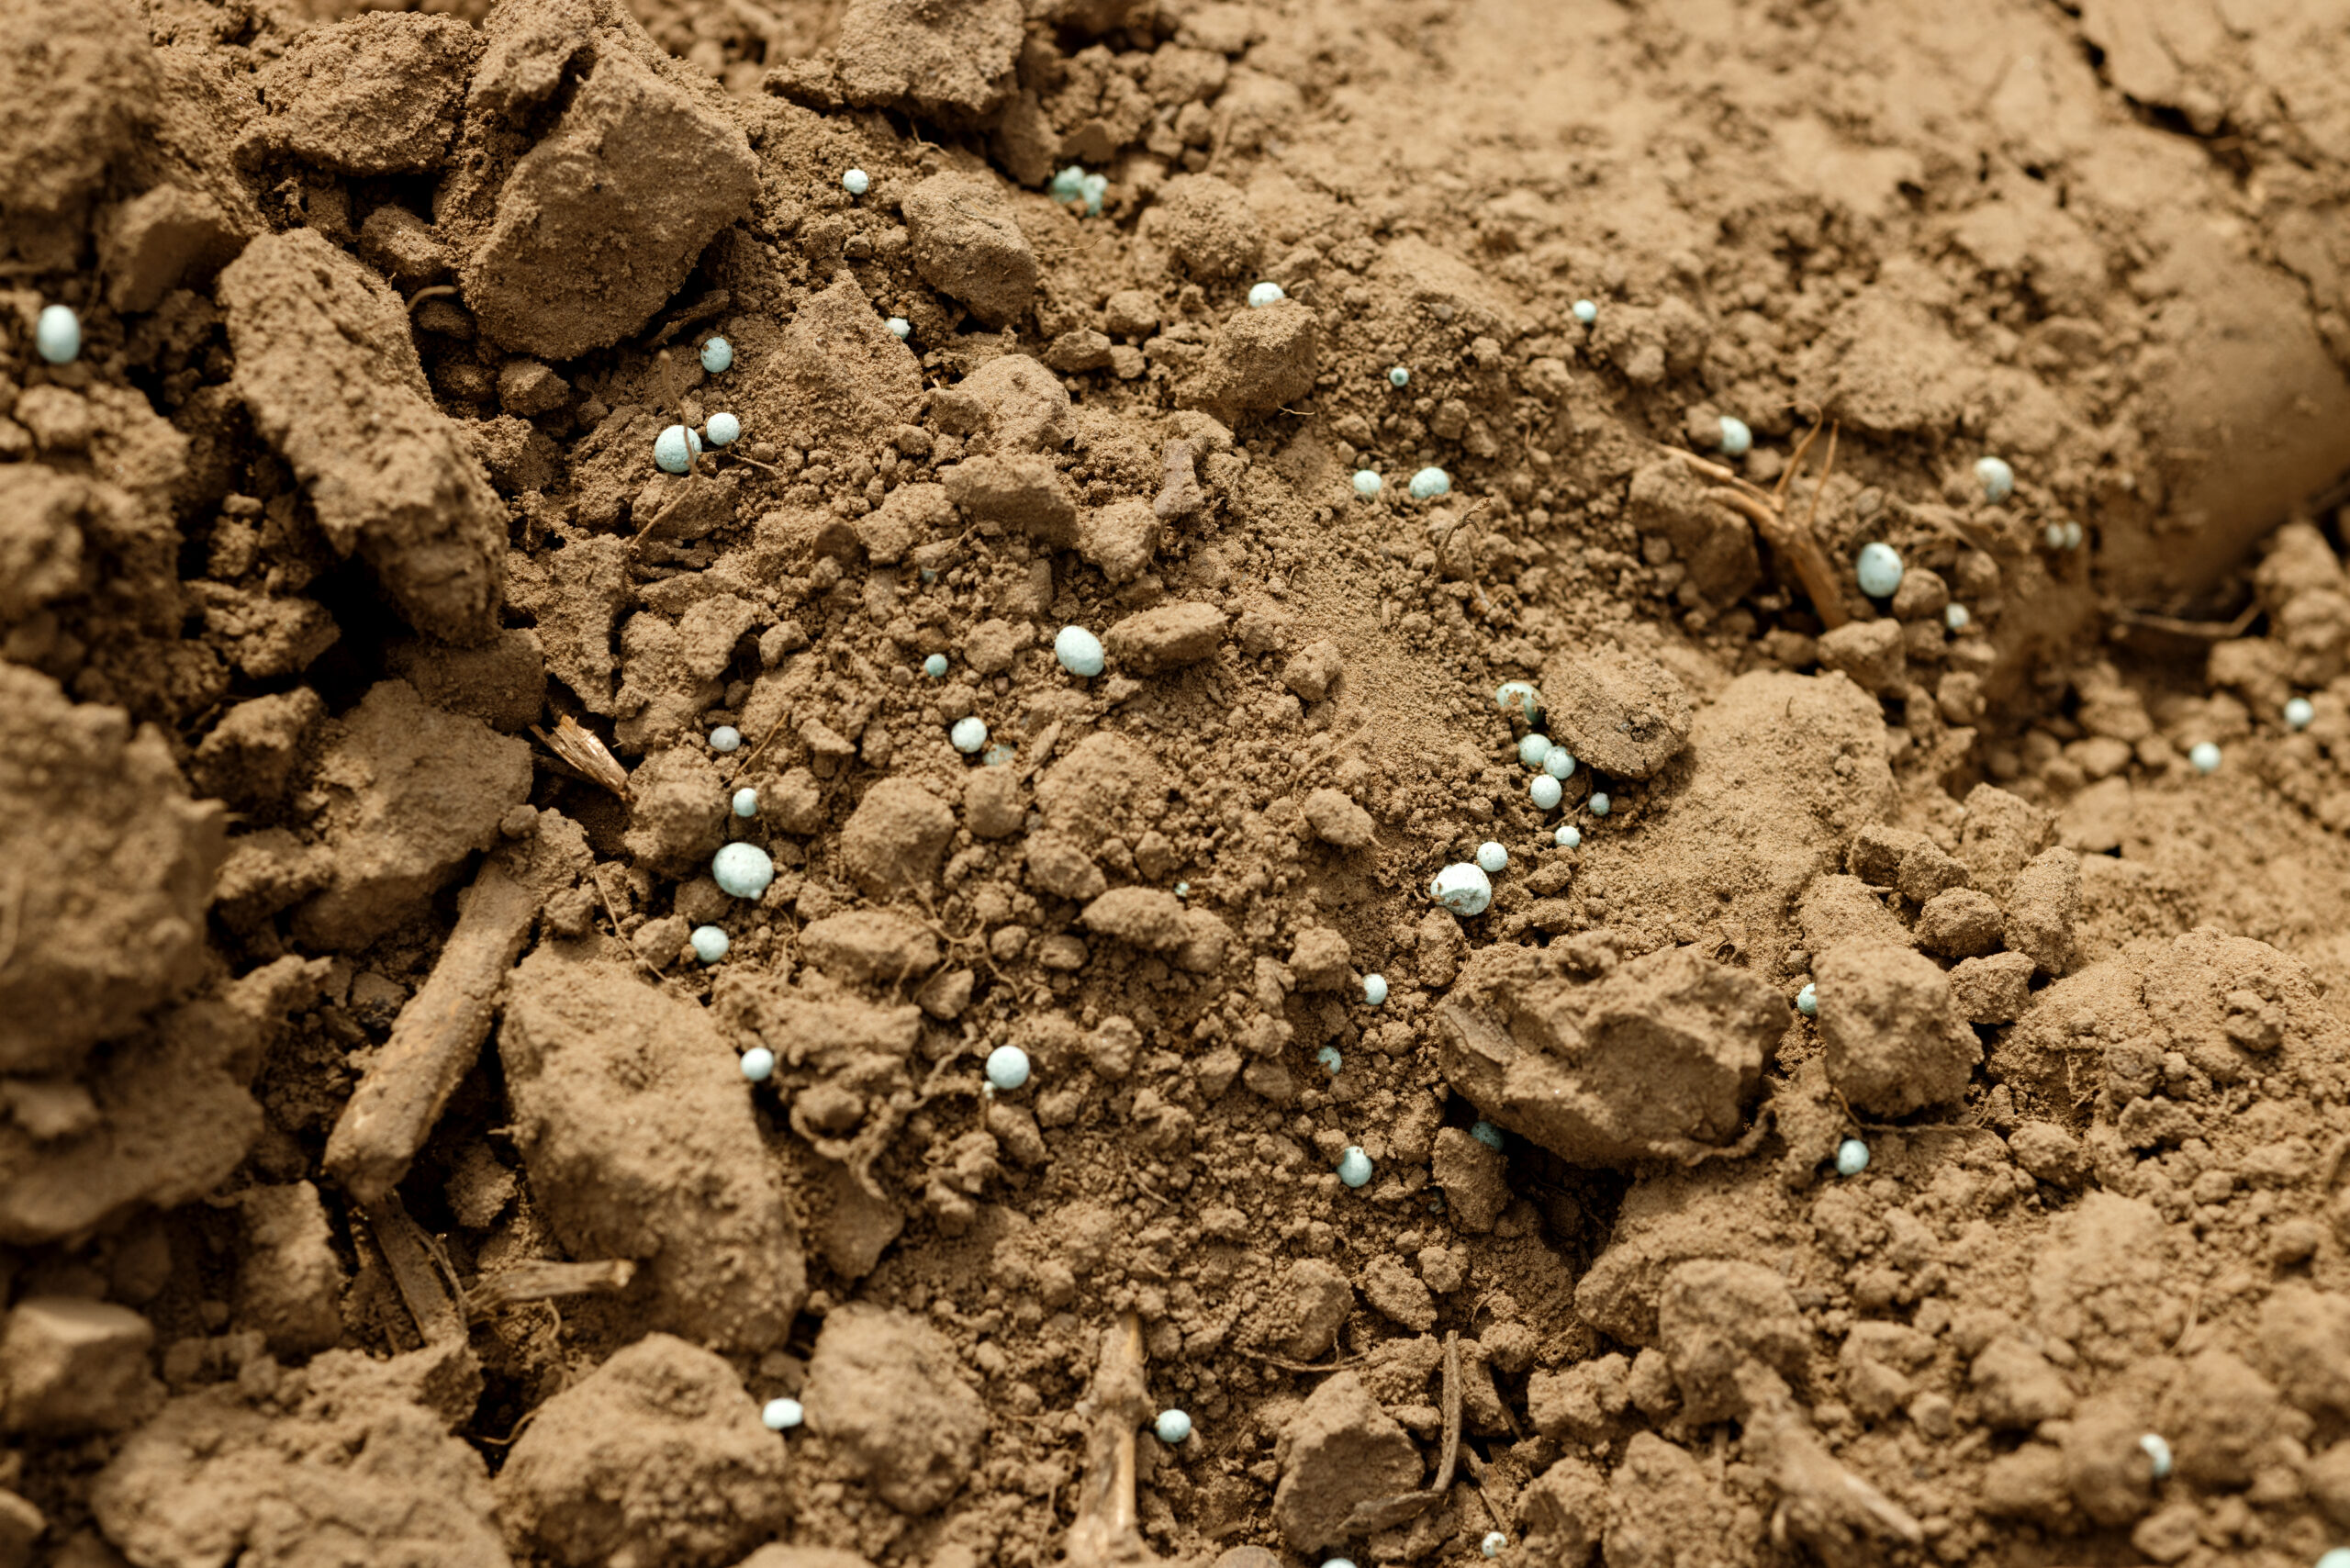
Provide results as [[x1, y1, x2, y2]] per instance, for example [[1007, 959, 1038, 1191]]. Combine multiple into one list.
[[740, 1047, 776, 1082], [1475, 841, 1508, 875], [1388, 365, 1410, 387], [2317, 1551, 2350, 1568], [1572, 299, 1597, 324], [1050, 165, 1086, 202], [1588, 790, 1611, 816], [1470, 1120, 1504, 1151], [1155, 1408, 1192, 1444], [1529, 775, 1563, 811], [842, 169, 870, 196], [712, 843, 775, 899], [1353, 469, 1382, 497], [1518, 734, 1553, 768], [1248, 281, 1287, 308], [1055, 625, 1106, 678], [689, 924, 730, 964], [985, 1044, 1031, 1092], [706, 411, 741, 446], [2044, 520, 2085, 551], [1554, 824, 1581, 848], [1429, 862, 1494, 917], [35, 304, 81, 364], [923, 653, 949, 678], [1835, 1137, 1870, 1177], [732, 787, 758, 818], [1077, 173, 1107, 217], [951, 716, 989, 755], [2064, 520, 2084, 549], [761, 1396, 803, 1430], [1174, 880, 1190, 899], [886, 317, 912, 339], [1543, 746, 1576, 780], [709, 725, 743, 753], [2287, 697, 2316, 730], [982, 742, 1017, 767], [1495, 681, 1542, 723], [1337, 1147, 1372, 1188], [2139, 1433, 2174, 1481], [655, 423, 704, 475], [1316, 1045, 1343, 1074], [1718, 416, 1752, 456], [1409, 466, 1452, 500], [1483, 1533, 1507, 1559], [1362, 973, 1389, 1006], [1855, 542, 1904, 598], [1975, 455, 2015, 503], [699, 337, 733, 374], [1796, 982, 1817, 1016], [1945, 603, 1970, 632], [2189, 741, 2221, 775]]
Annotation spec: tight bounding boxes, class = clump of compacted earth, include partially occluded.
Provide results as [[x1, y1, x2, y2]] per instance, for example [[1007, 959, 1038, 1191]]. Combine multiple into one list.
[[13, 0, 2350, 1565]]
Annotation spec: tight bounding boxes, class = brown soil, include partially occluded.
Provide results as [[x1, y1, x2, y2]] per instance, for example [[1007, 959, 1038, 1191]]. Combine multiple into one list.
[[9, 0, 2350, 1565]]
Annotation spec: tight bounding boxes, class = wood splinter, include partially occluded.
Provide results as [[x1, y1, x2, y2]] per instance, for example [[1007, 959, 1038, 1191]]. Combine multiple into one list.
[[1066, 1312, 1161, 1568]]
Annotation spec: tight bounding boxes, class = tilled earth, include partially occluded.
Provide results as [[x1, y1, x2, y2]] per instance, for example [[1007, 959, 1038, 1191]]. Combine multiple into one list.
[[12, 2, 2350, 1567]]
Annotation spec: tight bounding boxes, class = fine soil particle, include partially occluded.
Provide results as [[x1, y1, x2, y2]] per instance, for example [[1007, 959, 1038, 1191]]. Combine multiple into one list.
[[18, 0, 2350, 1564]]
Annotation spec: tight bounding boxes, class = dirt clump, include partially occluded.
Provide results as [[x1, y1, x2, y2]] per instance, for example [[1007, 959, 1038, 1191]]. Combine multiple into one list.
[[499, 948, 805, 1349], [497, 1334, 786, 1567], [1813, 942, 1981, 1114], [801, 1303, 985, 1514], [1440, 943, 1782, 1164], [1271, 1370, 1421, 1551], [93, 1347, 508, 1568], [0, 666, 223, 1074]]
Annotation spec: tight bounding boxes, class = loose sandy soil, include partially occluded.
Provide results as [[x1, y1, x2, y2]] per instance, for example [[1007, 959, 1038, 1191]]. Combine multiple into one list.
[[11, 1, 2350, 1566]]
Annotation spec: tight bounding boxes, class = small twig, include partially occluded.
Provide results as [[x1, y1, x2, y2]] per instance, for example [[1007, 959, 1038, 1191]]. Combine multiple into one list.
[[1432, 1330, 1463, 1494], [366, 1193, 466, 1345], [468, 1258, 638, 1315], [1237, 1348, 1366, 1373], [586, 862, 666, 980], [643, 290, 730, 348], [1065, 1312, 1158, 1568], [2111, 603, 2261, 641], [0, 867, 24, 973], [1673, 416, 1849, 629], [735, 705, 796, 775], [406, 285, 460, 318]]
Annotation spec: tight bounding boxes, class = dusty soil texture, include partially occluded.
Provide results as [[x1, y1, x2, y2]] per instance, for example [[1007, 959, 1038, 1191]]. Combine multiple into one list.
[[17, 0, 2350, 1565]]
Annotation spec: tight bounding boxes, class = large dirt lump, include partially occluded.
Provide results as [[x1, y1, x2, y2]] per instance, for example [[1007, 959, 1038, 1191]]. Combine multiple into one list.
[[902, 173, 1038, 326], [1439, 944, 1783, 1165], [1617, 670, 1894, 966], [0, 958, 319, 1245], [254, 13, 478, 174], [1271, 1370, 1422, 1550], [499, 950, 806, 1350], [93, 1349, 509, 1568], [1814, 942, 1981, 1114], [453, 36, 756, 358], [497, 1335, 787, 1567], [1540, 648, 1694, 779], [803, 1304, 987, 1514], [292, 680, 532, 951], [834, 0, 1021, 117], [0, 667, 223, 1075], [218, 230, 507, 644]]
